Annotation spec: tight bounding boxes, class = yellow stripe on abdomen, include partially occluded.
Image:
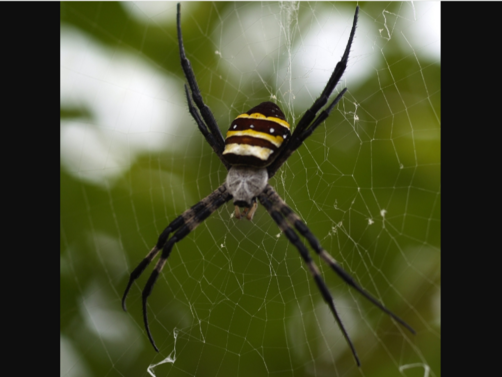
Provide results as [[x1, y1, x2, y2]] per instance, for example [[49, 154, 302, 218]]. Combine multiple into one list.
[[236, 113, 290, 130], [225, 129, 284, 147]]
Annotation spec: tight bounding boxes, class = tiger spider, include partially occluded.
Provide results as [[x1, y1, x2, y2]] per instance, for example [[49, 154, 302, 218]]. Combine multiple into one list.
[[122, 3, 415, 366]]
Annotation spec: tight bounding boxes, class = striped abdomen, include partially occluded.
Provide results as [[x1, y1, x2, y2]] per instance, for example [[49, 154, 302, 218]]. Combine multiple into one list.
[[222, 101, 290, 167]]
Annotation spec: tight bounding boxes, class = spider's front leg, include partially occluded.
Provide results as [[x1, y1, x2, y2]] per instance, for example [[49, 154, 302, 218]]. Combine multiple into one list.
[[267, 6, 359, 178], [184, 85, 231, 170], [177, 3, 230, 170]]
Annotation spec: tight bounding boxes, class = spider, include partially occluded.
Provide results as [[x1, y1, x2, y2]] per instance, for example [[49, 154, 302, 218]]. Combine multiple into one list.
[[122, 3, 415, 366]]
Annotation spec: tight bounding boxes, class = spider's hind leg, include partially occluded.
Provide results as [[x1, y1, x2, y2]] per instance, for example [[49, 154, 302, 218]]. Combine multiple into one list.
[[258, 184, 361, 366], [264, 185, 416, 335], [121, 219, 182, 312], [121, 184, 233, 351]]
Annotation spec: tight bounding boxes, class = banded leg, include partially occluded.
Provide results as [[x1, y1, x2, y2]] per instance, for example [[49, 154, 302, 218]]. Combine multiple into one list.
[[122, 184, 232, 351], [258, 187, 361, 366], [122, 184, 229, 310], [121, 215, 185, 312], [177, 3, 226, 152], [267, 6, 359, 178], [262, 185, 415, 335]]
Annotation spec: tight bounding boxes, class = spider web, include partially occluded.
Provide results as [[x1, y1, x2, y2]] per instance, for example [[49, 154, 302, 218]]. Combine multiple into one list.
[[61, 2, 440, 377]]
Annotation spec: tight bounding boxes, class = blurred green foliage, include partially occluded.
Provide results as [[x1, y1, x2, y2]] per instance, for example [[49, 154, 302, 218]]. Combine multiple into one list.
[[61, 2, 439, 377]]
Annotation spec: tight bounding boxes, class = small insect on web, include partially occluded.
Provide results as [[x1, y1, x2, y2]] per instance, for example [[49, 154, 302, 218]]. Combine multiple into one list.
[[121, 3, 415, 367]]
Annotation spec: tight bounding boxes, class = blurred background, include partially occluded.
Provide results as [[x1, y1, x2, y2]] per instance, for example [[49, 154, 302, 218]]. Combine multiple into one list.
[[61, 2, 440, 376]]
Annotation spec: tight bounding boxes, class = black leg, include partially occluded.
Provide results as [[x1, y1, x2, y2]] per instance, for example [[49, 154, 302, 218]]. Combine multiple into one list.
[[258, 185, 361, 367], [267, 6, 359, 178], [262, 185, 416, 335], [177, 3, 226, 153], [122, 184, 232, 351], [184, 85, 231, 170]]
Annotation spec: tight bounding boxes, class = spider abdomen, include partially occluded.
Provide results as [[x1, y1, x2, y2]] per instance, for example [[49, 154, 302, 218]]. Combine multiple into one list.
[[222, 102, 290, 167]]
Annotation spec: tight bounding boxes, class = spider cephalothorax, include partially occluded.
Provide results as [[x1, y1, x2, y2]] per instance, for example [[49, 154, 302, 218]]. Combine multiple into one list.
[[122, 3, 414, 366]]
